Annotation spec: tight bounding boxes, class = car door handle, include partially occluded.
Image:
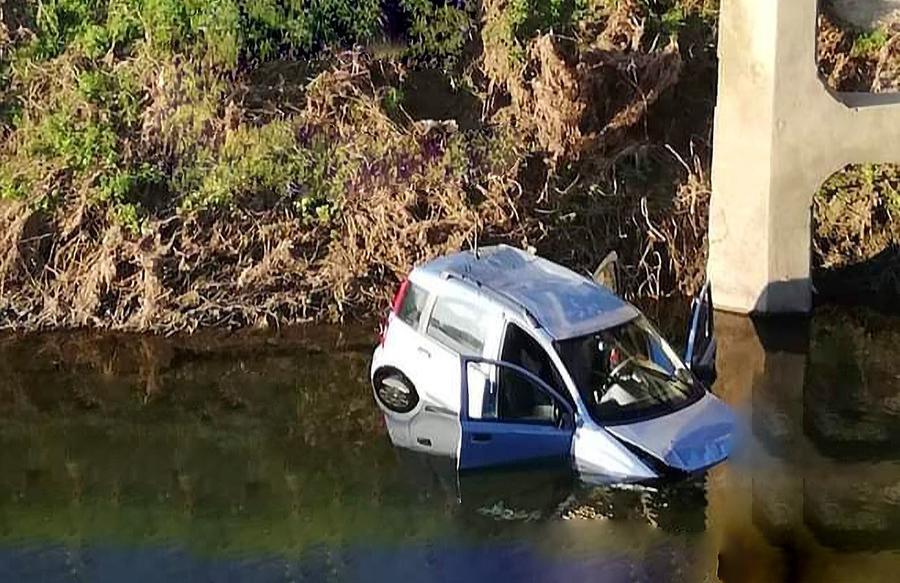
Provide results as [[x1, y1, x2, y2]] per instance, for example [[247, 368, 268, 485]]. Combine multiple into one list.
[[472, 433, 492, 443], [417, 347, 431, 358]]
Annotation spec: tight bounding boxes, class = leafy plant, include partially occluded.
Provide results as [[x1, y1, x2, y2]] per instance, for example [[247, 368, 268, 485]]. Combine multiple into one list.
[[506, 0, 588, 41], [180, 121, 353, 223], [400, 0, 472, 66], [851, 28, 889, 59]]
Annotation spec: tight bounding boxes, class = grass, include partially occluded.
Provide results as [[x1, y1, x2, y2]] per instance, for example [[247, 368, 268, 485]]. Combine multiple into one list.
[[0, 1, 485, 233], [0, 0, 893, 332], [851, 28, 889, 59], [399, 0, 473, 66]]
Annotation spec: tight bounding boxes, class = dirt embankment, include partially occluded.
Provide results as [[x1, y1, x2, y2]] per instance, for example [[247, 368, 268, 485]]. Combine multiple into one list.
[[0, 54, 524, 332], [0, 0, 719, 332], [1, 1, 899, 333]]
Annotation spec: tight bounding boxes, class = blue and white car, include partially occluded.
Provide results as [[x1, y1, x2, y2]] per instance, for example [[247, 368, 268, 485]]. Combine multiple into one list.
[[371, 245, 734, 482]]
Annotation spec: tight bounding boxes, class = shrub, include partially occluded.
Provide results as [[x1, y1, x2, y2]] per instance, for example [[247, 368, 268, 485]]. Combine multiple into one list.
[[180, 120, 354, 223], [400, 0, 473, 66], [851, 28, 889, 59], [11, 0, 385, 68], [506, 0, 588, 41]]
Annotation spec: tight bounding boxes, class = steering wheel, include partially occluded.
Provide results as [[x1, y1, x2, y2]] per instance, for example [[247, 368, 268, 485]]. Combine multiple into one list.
[[607, 356, 636, 383]]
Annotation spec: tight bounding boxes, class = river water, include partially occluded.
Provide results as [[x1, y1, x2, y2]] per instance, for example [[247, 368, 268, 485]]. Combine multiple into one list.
[[0, 307, 898, 582]]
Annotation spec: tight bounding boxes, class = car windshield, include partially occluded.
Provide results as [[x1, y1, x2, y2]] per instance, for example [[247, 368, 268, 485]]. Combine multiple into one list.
[[554, 316, 702, 424]]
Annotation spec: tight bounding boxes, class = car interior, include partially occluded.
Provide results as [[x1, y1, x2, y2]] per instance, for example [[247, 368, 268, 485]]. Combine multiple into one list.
[[497, 323, 569, 424]]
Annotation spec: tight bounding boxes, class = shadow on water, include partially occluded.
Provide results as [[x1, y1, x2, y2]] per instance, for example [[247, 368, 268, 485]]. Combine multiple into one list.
[[1, 307, 900, 581], [714, 308, 900, 582]]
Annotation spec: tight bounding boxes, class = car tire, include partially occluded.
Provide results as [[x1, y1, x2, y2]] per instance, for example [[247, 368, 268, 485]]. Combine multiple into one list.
[[373, 369, 419, 414]]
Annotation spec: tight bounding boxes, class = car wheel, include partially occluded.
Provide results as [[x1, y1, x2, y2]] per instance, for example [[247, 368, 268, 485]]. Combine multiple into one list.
[[374, 370, 419, 414]]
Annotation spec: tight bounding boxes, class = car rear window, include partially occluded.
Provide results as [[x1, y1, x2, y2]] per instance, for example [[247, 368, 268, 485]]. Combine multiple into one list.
[[397, 282, 429, 328], [426, 296, 487, 355]]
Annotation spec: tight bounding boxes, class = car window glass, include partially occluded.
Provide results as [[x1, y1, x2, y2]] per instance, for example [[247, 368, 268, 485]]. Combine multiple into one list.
[[500, 323, 568, 398], [426, 296, 487, 355], [397, 283, 429, 328], [496, 368, 555, 424], [554, 316, 699, 424], [484, 323, 569, 424]]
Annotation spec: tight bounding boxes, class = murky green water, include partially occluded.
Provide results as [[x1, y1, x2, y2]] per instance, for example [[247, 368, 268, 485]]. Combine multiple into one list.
[[1, 308, 899, 582]]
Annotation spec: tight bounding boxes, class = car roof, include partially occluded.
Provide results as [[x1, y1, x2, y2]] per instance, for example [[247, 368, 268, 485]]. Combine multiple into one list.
[[416, 245, 639, 340]]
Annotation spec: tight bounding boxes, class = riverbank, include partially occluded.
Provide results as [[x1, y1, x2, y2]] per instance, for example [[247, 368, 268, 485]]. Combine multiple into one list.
[[1, 1, 898, 333]]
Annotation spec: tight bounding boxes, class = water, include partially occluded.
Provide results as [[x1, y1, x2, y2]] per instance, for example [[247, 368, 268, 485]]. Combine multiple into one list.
[[0, 308, 899, 582]]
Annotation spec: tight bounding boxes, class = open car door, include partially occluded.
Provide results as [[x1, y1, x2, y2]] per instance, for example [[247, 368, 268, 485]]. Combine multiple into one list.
[[458, 356, 575, 471], [684, 280, 717, 387], [592, 251, 620, 294]]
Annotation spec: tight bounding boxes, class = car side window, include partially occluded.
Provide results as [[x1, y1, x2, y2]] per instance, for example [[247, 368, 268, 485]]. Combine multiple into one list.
[[496, 368, 558, 424], [484, 323, 570, 424], [501, 324, 568, 396], [397, 283, 429, 329], [426, 296, 487, 355]]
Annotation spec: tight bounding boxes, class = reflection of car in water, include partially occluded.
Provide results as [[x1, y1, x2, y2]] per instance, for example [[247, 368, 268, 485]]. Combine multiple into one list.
[[371, 245, 734, 482], [393, 448, 709, 534]]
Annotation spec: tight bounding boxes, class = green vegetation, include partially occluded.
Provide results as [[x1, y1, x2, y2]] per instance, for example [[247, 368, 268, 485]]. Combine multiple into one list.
[[0, 0, 895, 331], [0, 0, 728, 331], [646, 0, 719, 40], [0, 0, 479, 233], [15, 0, 384, 66], [483, 0, 589, 67], [851, 27, 889, 59], [399, 0, 473, 65], [815, 164, 900, 280], [507, 0, 588, 40]]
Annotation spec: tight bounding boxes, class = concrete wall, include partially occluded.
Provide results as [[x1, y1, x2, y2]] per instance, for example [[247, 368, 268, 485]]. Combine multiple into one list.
[[708, 0, 900, 314]]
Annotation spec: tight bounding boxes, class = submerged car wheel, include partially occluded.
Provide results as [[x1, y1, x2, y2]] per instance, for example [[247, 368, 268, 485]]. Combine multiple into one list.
[[374, 370, 419, 414]]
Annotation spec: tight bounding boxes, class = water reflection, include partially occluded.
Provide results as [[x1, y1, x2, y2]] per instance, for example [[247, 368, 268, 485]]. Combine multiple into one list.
[[712, 309, 900, 582], [0, 309, 899, 581]]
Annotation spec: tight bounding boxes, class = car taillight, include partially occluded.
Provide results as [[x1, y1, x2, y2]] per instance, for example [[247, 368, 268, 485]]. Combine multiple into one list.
[[379, 279, 410, 346], [390, 279, 410, 314]]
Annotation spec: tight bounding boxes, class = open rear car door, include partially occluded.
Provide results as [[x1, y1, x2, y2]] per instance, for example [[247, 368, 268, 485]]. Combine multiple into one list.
[[684, 281, 717, 387], [457, 357, 575, 471]]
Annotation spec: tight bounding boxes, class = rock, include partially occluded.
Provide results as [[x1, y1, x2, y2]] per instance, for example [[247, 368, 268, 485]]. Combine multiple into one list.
[[828, 0, 900, 30]]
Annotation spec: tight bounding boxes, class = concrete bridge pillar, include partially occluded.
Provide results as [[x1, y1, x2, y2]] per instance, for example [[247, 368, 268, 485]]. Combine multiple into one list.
[[708, 0, 900, 314]]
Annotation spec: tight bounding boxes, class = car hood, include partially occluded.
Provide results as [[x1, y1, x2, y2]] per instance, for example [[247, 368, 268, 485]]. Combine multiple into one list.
[[604, 393, 736, 473]]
